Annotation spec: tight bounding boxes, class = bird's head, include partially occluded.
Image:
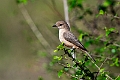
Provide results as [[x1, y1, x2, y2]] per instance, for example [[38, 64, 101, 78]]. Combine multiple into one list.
[[52, 21, 70, 31]]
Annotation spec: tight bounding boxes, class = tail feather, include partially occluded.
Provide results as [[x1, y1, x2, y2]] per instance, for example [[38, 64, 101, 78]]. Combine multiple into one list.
[[84, 51, 96, 62], [78, 47, 96, 62]]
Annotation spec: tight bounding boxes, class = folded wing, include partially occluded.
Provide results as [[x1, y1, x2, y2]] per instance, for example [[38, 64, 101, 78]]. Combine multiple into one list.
[[63, 31, 88, 52]]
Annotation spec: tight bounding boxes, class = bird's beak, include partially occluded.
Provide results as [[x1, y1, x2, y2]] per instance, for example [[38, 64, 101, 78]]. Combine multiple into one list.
[[52, 24, 57, 27]]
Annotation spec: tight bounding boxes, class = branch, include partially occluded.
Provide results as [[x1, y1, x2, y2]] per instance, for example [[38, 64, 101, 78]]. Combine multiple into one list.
[[63, 49, 96, 80], [95, 58, 108, 79], [63, 0, 70, 26], [91, 54, 120, 63], [99, 38, 120, 47], [63, 48, 114, 80], [89, 56, 114, 80]]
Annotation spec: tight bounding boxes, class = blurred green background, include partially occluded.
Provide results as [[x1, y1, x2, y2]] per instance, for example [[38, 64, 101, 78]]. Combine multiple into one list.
[[0, 0, 64, 80]]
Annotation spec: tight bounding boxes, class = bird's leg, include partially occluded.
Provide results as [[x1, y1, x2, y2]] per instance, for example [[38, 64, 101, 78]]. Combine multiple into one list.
[[70, 48, 76, 59]]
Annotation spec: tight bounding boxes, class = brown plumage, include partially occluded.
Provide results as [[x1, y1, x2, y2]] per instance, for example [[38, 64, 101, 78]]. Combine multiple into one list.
[[63, 31, 88, 51], [53, 21, 95, 61]]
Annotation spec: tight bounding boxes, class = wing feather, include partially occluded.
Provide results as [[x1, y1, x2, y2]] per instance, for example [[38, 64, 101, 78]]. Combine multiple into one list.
[[63, 31, 88, 51]]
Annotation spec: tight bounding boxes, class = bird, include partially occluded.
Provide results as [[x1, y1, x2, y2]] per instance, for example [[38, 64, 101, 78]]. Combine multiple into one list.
[[52, 21, 95, 62]]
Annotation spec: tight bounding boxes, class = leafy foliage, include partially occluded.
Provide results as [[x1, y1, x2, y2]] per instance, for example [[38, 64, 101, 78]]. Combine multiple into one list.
[[50, 0, 120, 80], [58, 70, 64, 78], [51, 41, 119, 80]]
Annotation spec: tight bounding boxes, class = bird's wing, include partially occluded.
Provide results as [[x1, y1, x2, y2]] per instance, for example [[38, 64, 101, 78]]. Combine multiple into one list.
[[63, 31, 88, 51]]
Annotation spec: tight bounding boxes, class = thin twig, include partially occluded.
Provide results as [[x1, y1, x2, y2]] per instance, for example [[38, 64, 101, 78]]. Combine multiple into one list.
[[95, 58, 108, 79], [100, 58, 108, 68], [91, 54, 120, 63], [100, 39, 120, 47], [57, 62, 73, 68], [64, 71, 78, 79], [91, 57, 113, 80], [106, 13, 120, 19]]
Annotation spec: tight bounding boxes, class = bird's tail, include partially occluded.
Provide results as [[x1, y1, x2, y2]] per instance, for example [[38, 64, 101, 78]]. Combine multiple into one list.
[[84, 51, 96, 62]]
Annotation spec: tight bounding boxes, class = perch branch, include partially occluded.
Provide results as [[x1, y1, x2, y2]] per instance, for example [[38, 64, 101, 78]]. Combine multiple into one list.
[[63, 48, 114, 80]]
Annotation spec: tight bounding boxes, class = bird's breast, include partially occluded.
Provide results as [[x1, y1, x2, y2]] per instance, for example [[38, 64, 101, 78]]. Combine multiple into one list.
[[59, 29, 78, 48], [59, 29, 67, 42]]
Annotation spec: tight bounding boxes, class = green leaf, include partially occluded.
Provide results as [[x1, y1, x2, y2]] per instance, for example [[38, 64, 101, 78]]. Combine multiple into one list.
[[106, 31, 110, 36], [53, 56, 62, 60], [67, 63, 71, 67], [105, 27, 115, 36], [79, 33, 83, 41], [115, 58, 119, 66], [58, 70, 63, 78], [54, 50, 58, 53], [111, 58, 119, 67], [57, 43, 64, 50], [99, 10, 104, 15], [100, 68, 105, 73], [53, 56, 59, 59], [54, 43, 65, 52], [109, 28, 115, 32]]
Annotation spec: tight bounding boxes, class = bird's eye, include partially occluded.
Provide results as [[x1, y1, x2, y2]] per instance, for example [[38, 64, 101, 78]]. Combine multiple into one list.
[[60, 24, 63, 26]]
